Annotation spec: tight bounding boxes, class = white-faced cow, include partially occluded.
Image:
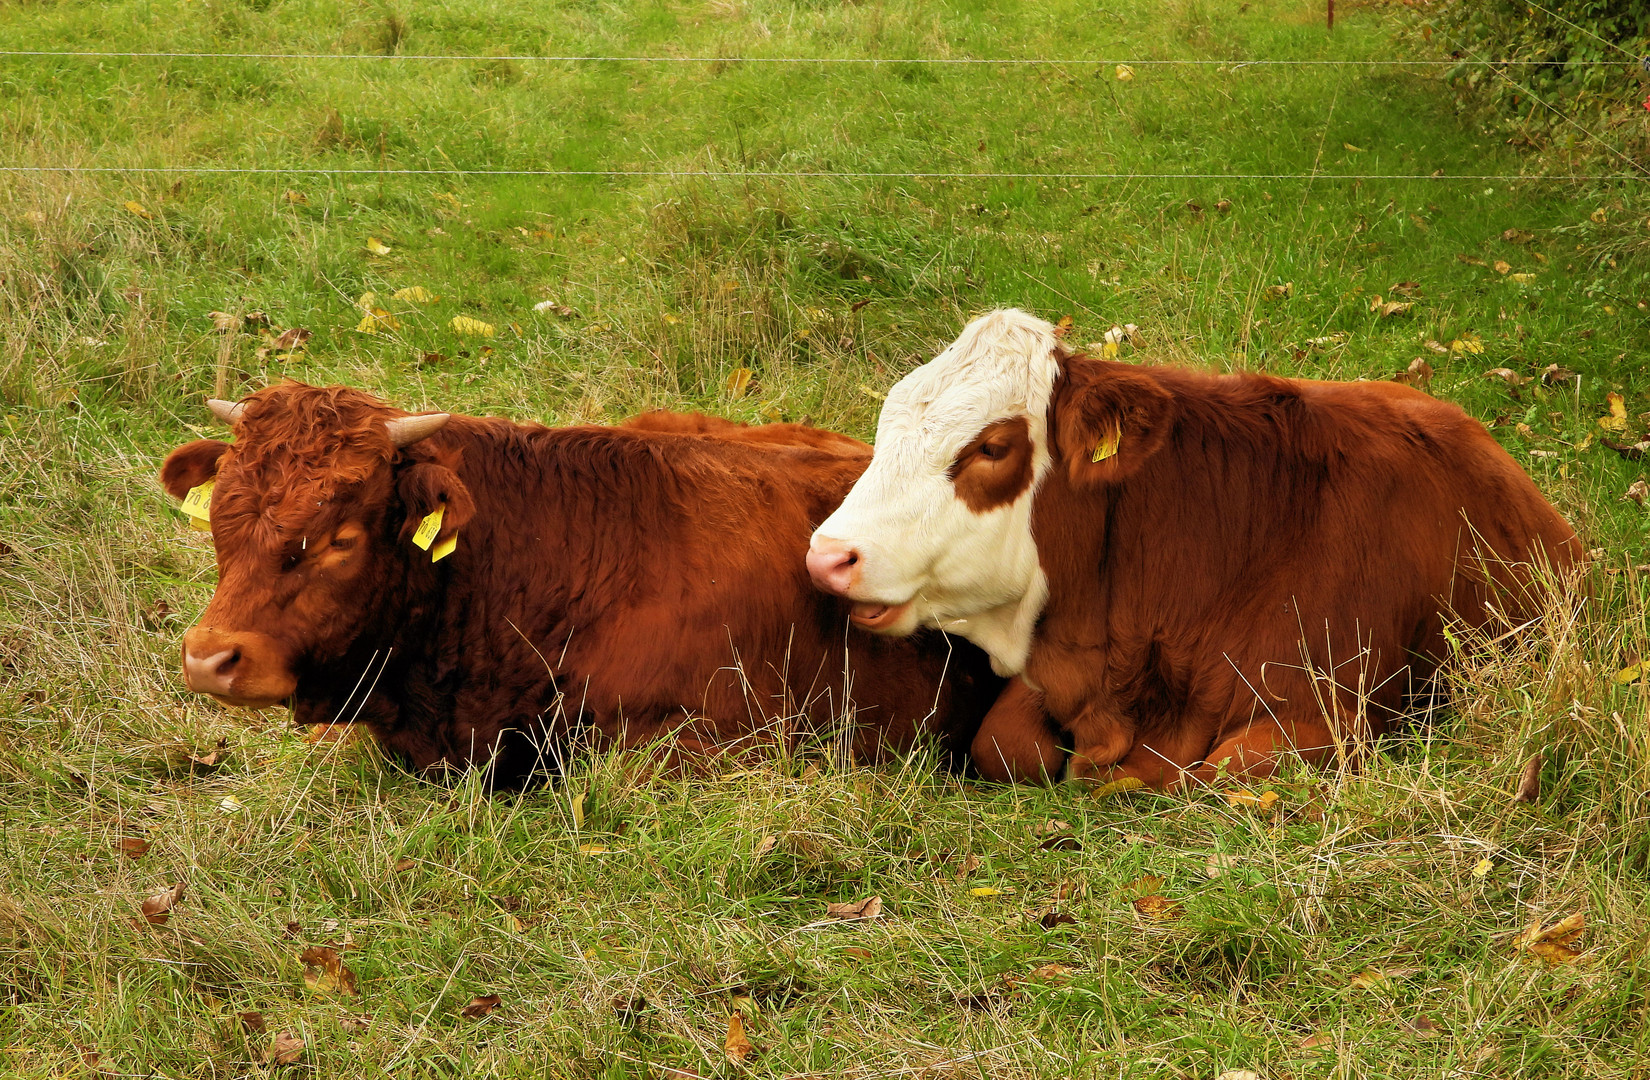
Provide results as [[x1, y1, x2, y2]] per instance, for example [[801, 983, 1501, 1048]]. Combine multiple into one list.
[[807, 309, 1582, 788]]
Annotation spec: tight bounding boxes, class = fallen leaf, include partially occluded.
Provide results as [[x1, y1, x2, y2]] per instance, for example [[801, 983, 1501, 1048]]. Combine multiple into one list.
[[753, 835, 778, 857], [1115, 64, 1135, 81], [141, 882, 185, 924], [1405, 1014, 1443, 1038], [1590, 207, 1607, 224], [1423, 339, 1450, 354], [577, 843, 610, 854], [420, 351, 448, 365], [116, 837, 151, 859], [612, 994, 649, 1027], [1028, 962, 1075, 982], [1539, 363, 1578, 386], [1299, 1031, 1333, 1050], [1483, 368, 1527, 388], [1392, 358, 1433, 391], [1623, 480, 1649, 507], [1369, 296, 1414, 318], [1091, 775, 1146, 798], [269, 327, 312, 351], [1450, 333, 1485, 355], [238, 1011, 266, 1034], [533, 299, 578, 317], [725, 367, 754, 398], [300, 945, 359, 997], [124, 200, 152, 219], [394, 857, 416, 873], [842, 946, 873, 960], [1265, 282, 1294, 301], [450, 315, 496, 338], [1599, 392, 1629, 434], [1039, 910, 1078, 930], [1216, 1072, 1263, 1080], [1514, 910, 1586, 964], [1508, 272, 1537, 284], [1512, 754, 1542, 804], [393, 286, 436, 303], [1226, 789, 1280, 811], [1502, 228, 1534, 244], [1388, 281, 1422, 297], [460, 994, 501, 1019], [1205, 853, 1240, 879], [1132, 894, 1181, 920], [218, 795, 242, 814], [1124, 874, 1165, 897], [1471, 857, 1495, 879], [268, 1031, 304, 1067], [284, 190, 308, 205], [968, 886, 1003, 897], [187, 749, 221, 769], [859, 383, 885, 401], [954, 852, 982, 878], [1054, 314, 1075, 338], [724, 1012, 755, 1064], [825, 896, 883, 921], [208, 311, 242, 332], [1456, 253, 1487, 266], [365, 237, 392, 256], [1493, 260, 1512, 274], [1350, 966, 1419, 990]]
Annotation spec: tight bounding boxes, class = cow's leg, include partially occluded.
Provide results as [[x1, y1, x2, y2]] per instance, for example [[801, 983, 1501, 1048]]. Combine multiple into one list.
[[1181, 716, 1340, 787], [970, 677, 1063, 783], [1064, 704, 1138, 783]]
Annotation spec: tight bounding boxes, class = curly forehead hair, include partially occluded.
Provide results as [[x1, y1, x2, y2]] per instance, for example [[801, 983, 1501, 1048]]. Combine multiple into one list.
[[226, 381, 399, 502]]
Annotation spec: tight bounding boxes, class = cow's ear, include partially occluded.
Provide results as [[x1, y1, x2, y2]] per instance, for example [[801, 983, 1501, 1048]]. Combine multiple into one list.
[[160, 440, 231, 499], [1049, 355, 1173, 488], [396, 462, 476, 550]]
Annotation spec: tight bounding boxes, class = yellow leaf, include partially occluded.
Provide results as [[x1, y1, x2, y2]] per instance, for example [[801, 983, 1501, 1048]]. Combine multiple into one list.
[[1265, 282, 1293, 301], [1092, 775, 1146, 798], [393, 286, 436, 303], [355, 313, 381, 334], [1114, 64, 1135, 81], [1123, 874, 1165, 897], [724, 1012, 755, 1064], [1343, 142, 1364, 152], [859, 383, 885, 401], [725, 367, 754, 398], [1450, 334, 1485, 355], [968, 886, 1002, 897], [365, 236, 392, 256], [124, 200, 151, 219], [577, 844, 610, 854], [1471, 857, 1494, 879], [1132, 894, 1181, 920], [284, 190, 308, 205], [1226, 789, 1280, 810], [569, 791, 586, 830], [1508, 272, 1537, 284], [1599, 392, 1628, 434], [450, 316, 496, 338], [1493, 260, 1512, 274], [1614, 662, 1644, 684], [355, 292, 378, 312], [1590, 207, 1607, 224]]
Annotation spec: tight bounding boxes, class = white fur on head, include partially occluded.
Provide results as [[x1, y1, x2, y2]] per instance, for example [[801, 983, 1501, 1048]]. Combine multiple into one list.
[[810, 309, 1063, 674]]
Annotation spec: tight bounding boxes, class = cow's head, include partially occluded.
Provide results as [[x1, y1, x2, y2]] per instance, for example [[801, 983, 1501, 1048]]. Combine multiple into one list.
[[806, 309, 1169, 674], [160, 382, 472, 707]]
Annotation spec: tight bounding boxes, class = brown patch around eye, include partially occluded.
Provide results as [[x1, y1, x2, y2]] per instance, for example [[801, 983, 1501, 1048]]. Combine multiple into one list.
[[948, 416, 1034, 513], [317, 525, 365, 569]]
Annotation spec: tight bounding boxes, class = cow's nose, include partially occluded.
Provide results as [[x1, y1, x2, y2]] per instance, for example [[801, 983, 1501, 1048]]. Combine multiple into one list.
[[183, 647, 240, 695], [806, 538, 861, 595]]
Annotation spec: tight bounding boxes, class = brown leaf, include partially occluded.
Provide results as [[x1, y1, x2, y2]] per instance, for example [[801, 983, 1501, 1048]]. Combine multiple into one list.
[[238, 1011, 266, 1034], [1388, 281, 1422, 297], [842, 946, 873, 960], [612, 994, 649, 1027], [209, 311, 242, 332], [1624, 480, 1649, 507], [1404, 1013, 1443, 1039], [850, 298, 872, 312], [1038, 831, 1082, 852], [300, 945, 359, 997], [460, 993, 501, 1019], [1515, 910, 1585, 949], [1422, 339, 1450, 354], [268, 1031, 305, 1067], [752, 835, 778, 857], [1601, 437, 1650, 461], [1039, 910, 1078, 930], [1369, 296, 1414, 318], [724, 1012, 755, 1064], [1132, 894, 1181, 920], [394, 857, 417, 873], [283, 920, 302, 938], [1502, 228, 1534, 244], [1299, 1031, 1333, 1050], [1483, 367, 1529, 387], [116, 837, 151, 859], [1349, 966, 1419, 990], [1123, 874, 1165, 897], [1226, 789, 1280, 811], [1392, 358, 1433, 391], [141, 881, 185, 925], [1216, 198, 1232, 214], [187, 750, 221, 769], [270, 327, 312, 351], [1493, 260, 1512, 275], [1027, 962, 1075, 982], [1512, 754, 1542, 804], [824, 896, 883, 921], [1456, 253, 1487, 267], [954, 853, 982, 879]]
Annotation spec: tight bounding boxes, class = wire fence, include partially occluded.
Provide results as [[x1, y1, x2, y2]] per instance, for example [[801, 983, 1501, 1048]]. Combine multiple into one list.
[[5, 22, 1646, 186]]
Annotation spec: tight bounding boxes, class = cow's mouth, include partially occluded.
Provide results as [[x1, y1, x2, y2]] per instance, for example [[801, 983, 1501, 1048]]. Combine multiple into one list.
[[850, 600, 912, 631]]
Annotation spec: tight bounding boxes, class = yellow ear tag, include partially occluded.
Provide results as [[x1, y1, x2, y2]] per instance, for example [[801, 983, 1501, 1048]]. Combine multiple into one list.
[[411, 506, 458, 563], [1090, 427, 1122, 463], [181, 480, 214, 530]]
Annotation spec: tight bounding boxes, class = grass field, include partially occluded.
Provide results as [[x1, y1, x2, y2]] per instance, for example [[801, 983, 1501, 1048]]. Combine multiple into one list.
[[3, 0, 1650, 1076]]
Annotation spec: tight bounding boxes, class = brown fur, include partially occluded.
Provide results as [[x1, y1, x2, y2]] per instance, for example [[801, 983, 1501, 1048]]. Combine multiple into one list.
[[974, 355, 1583, 787], [162, 382, 1001, 784]]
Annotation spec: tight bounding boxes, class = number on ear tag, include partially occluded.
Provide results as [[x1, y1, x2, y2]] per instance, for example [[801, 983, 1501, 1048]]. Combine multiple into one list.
[[181, 480, 214, 529], [1090, 427, 1122, 463], [412, 506, 458, 563]]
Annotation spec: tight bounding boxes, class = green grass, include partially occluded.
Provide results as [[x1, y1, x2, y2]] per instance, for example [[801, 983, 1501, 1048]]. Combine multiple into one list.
[[3, 0, 1650, 1075]]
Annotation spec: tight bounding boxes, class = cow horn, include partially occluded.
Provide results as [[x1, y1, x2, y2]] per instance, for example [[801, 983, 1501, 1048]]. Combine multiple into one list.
[[385, 412, 451, 447], [206, 398, 245, 425]]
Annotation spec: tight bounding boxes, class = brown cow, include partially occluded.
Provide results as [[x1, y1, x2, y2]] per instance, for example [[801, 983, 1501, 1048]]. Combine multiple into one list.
[[807, 309, 1583, 788], [159, 382, 1000, 785]]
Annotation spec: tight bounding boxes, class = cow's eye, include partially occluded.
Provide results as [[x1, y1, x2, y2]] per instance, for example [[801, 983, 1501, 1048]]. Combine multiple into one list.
[[979, 442, 1008, 461], [330, 535, 356, 551], [280, 553, 300, 573]]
